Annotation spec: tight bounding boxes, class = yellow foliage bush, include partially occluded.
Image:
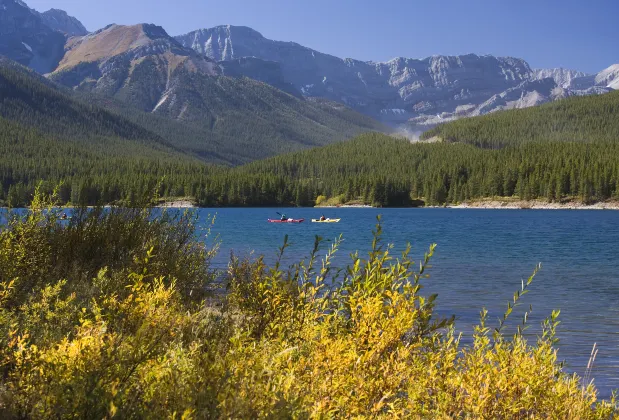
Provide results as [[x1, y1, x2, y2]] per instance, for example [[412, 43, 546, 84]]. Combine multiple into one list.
[[315, 195, 328, 206], [0, 194, 617, 418]]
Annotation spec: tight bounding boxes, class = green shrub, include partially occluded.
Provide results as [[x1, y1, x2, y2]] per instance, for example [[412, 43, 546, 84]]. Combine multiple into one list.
[[0, 187, 217, 309]]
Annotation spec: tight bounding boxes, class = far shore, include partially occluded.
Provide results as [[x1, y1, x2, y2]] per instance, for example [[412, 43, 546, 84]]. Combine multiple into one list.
[[317, 199, 619, 210], [157, 200, 196, 208], [442, 199, 619, 210], [4, 199, 619, 210], [315, 204, 373, 208]]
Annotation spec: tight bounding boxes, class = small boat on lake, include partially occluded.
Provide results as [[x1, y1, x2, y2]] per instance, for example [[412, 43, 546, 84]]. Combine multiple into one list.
[[311, 218, 341, 223], [267, 218, 305, 223]]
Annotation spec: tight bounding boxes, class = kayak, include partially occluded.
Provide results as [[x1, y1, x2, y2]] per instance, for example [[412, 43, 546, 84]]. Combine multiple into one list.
[[267, 219, 305, 223], [311, 219, 341, 223]]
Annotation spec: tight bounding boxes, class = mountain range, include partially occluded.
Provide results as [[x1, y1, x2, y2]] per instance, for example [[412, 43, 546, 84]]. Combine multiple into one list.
[[176, 25, 619, 131], [1, 0, 618, 154], [0, 0, 383, 164]]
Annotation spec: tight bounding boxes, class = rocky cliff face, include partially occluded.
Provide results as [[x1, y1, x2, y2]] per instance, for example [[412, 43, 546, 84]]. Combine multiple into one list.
[[40, 8, 88, 37], [532, 68, 589, 88], [0, 0, 66, 73], [177, 25, 618, 130], [178, 26, 534, 122]]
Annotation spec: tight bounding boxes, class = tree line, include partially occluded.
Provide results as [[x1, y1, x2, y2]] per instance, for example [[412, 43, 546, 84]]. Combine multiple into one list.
[[421, 90, 619, 148], [4, 130, 619, 207]]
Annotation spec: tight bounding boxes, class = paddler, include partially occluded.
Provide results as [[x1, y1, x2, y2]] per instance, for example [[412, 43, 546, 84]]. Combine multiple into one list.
[[280, 213, 288, 221], [320, 215, 326, 221]]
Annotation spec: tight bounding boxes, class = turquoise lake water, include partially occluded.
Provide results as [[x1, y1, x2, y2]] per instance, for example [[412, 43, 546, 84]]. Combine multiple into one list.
[[199, 207, 619, 398]]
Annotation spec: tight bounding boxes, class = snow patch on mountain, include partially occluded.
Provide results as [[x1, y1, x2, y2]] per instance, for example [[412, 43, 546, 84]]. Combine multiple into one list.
[[380, 109, 407, 115]]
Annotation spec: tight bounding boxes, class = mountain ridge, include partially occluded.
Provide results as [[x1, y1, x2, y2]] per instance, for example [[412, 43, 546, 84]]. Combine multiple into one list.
[[176, 25, 619, 130], [2, 0, 617, 152]]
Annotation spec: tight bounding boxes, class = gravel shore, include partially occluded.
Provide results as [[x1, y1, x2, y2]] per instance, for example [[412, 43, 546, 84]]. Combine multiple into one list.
[[448, 200, 619, 210]]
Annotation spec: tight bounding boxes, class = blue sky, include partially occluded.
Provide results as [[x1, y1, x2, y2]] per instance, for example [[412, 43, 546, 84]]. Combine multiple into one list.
[[27, 0, 618, 73]]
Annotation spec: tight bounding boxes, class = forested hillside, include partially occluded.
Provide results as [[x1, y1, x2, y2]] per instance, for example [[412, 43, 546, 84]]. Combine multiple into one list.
[[421, 90, 619, 148], [194, 133, 619, 206], [0, 114, 220, 207], [4, 129, 619, 208], [0, 58, 175, 149], [0, 59, 221, 206], [78, 75, 386, 165]]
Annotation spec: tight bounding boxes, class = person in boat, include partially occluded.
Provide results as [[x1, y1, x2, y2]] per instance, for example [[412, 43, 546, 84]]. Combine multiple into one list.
[[280, 214, 288, 221], [320, 215, 326, 221], [61, 213, 68, 220]]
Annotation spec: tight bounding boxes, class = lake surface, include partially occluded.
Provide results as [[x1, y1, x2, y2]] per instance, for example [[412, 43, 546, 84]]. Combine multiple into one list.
[[199, 207, 619, 398]]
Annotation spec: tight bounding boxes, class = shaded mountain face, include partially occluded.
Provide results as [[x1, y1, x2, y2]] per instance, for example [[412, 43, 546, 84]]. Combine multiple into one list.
[[176, 25, 618, 130], [0, 0, 66, 73], [40, 8, 88, 37], [219, 57, 301, 97]]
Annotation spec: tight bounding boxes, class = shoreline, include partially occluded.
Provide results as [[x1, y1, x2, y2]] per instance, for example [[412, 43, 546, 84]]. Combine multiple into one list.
[[317, 200, 619, 210], [4, 200, 619, 210], [157, 200, 196, 208], [443, 200, 619, 210], [315, 204, 373, 208]]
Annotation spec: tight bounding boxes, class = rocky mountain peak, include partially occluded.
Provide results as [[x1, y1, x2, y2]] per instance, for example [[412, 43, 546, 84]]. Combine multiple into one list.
[[40, 8, 88, 37], [0, 0, 66, 73], [50, 22, 221, 114], [175, 25, 298, 62], [55, 23, 214, 72]]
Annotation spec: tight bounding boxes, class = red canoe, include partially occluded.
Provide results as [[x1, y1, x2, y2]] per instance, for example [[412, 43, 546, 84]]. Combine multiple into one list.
[[267, 219, 305, 223]]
